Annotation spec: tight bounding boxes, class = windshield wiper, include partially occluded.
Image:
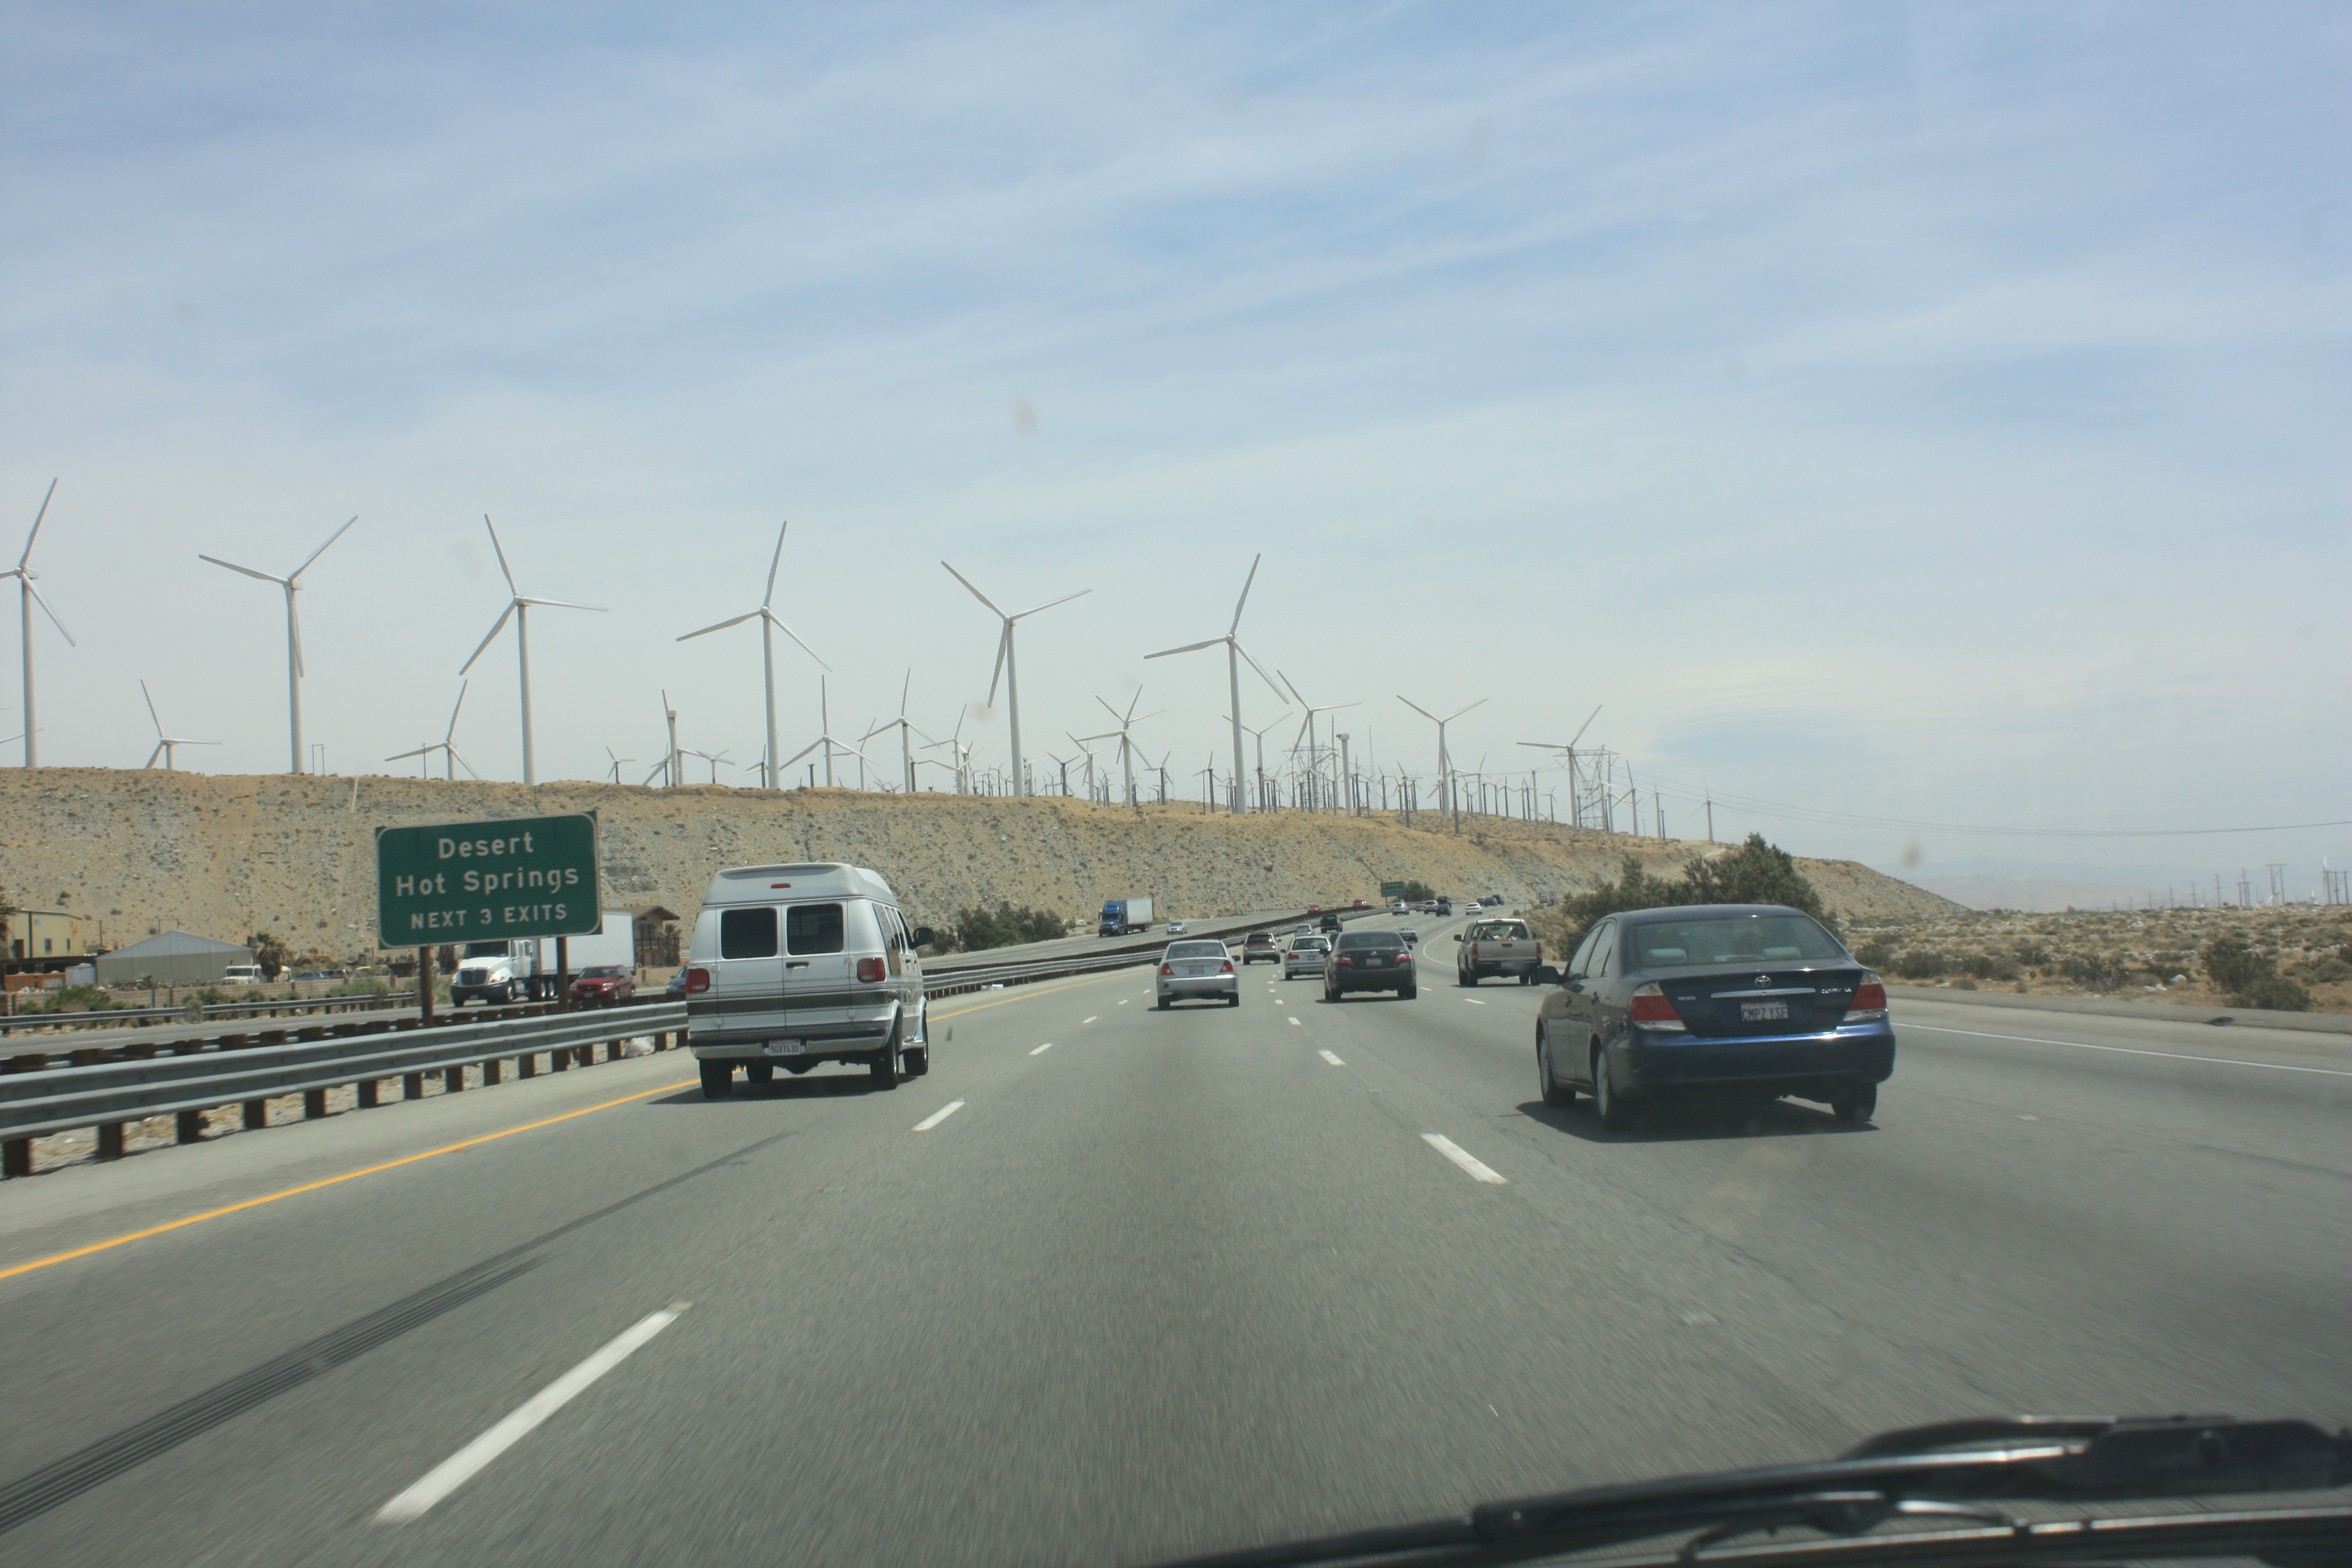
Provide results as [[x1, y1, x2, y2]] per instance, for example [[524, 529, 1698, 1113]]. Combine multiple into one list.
[[1151, 1415, 2351, 1568]]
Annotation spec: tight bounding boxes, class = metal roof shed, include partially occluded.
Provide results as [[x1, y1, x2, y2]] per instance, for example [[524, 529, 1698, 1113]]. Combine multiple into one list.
[[94, 932, 256, 988]]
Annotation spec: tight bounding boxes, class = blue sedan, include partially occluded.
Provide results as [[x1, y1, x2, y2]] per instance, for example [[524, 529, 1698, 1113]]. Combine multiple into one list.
[[1534, 904, 1893, 1130]]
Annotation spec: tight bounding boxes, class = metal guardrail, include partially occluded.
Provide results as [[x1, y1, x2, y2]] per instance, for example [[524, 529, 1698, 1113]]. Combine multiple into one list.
[[1, 1001, 687, 1177], [0, 989, 422, 1036]]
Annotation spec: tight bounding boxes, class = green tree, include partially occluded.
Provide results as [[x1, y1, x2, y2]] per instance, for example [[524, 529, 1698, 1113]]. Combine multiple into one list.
[[1680, 833, 1828, 922]]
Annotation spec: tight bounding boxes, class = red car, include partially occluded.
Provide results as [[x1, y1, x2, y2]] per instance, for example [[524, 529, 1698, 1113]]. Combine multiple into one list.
[[1352, 899, 1369, 908], [1306, 904, 1322, 913], [569, 965, 637, 1006]]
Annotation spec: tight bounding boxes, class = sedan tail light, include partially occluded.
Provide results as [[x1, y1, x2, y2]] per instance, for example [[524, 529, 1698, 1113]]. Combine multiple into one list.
[[1219, 960, 1234, 974], [684, 967, 711, 995], [1843, 976, 1888, 1024], [1160, 963, 1175, 976], [1626, 981, 1686, 1032], [1335, 956, 1354, 967], [856, 956, 887, 983], [1395, 951, 1412, 963]]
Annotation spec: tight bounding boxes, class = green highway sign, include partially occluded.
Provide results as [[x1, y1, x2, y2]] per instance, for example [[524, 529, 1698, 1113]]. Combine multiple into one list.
[[1379, 880, 1406, 899], [375, 812, 601, 946]]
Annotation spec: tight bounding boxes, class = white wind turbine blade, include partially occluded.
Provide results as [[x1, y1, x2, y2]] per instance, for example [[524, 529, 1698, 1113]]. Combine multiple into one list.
[[444, 679, 469, 743], [898, 668, 912, 717], [1012, 587, 1091, 620], [198, 554, 287, 586], [763, 519, 788, 607], [1446, 698, 1489, 723], [762, 610, 832, 671], [145, 739, 166, 768], [940, 562, 1004, 617], [459, 602, 517, 674], [1278, 669, 1310, 708], [20, 478, 57, 569], [384, 743, 437, 762], [1228, 552, 1261, 634], [1229, 638, 1284, 699], [291, 515, 359, 581], [140, 679, 165, 738], [452, 749, 481, 779], [1144, 636, 1224, 659], [482, 515, 521, 596], [678, 609, 761, 641], [1397, 695, 1441, 725], [1568, 703, 1602, 748], [985, 622, 1010, 706], [25, 578, 75, 645], [641, 759, 669, 786], [778, 736, 829, 770], [516, 596, 607, 613]]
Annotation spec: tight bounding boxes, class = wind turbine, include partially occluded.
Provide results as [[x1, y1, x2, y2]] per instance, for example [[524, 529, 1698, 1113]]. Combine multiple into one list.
[[140, 680, 218, 770], [604, 746, 634, 783], [384, 682, 478, 780], [1078, 688, 1157, 807], [940, 563, 1089, 798], [1145, 553, 1283, 814], [1518, 703, 1602, 829], [924, 710, 973, 794], [1277, 671, 1357, 812], [678, 520, 830, 793], [1397, 695, 1487, 832], [778, 677, 873, 788], [682, 748, 732, 785], [198, 513, 357, 775], [6, 480, 72, 767], [1064, 732, 1103, 802], [861, 672, 928, 794], [459, 516, 603, 785], [1223, 716, 1284, 813]]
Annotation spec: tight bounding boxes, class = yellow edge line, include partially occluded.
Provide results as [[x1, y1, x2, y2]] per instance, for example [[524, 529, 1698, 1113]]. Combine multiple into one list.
[[0, 1079, 695, 1284], [3, 966, 1131, 1284]]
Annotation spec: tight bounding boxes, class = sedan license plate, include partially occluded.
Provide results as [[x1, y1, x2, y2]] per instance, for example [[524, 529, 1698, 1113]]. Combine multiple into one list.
[[1740, 1001, 1789, 1022], [763, 1039, 805, 1055]]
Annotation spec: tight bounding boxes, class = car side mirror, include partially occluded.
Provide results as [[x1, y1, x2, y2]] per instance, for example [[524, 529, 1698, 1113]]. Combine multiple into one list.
[[1534, 965, 1562, 986], [1452, 932, 1463, 942], [912, 927, 935, 950]]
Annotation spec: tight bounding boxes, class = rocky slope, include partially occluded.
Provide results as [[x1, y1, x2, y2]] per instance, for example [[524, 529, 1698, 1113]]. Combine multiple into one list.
[[1, 770, 1959, 958]]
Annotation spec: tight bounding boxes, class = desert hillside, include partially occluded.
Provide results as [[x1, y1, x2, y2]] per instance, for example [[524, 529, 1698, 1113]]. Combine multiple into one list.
[[0, 770, 1959, 958]]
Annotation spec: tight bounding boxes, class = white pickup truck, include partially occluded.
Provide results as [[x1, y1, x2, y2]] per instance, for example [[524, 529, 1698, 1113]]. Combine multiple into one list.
[[1454, 917, 1543, 986]]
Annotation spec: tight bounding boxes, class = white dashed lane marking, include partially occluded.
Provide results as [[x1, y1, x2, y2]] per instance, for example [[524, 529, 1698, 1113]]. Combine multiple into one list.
[[1318, 1049, 1344, 1066], [1461, 999, 1485, 1006], [1030, 1042, 1053, 1055], [913, 1101, 966, 1131], [1422, 1134, 1507, 1184], [1288, 1017, 1302, 1027]]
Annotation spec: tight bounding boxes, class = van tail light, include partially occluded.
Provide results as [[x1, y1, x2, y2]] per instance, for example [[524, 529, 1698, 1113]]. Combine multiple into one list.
[[1627, 982, 1686, 1032], [684, 968, 711, 995], [1160, 963, 1174, 976], [1844, 976, 1888, 1024], [1219, 960, 1234, 974], [856, 957, 887, 984]]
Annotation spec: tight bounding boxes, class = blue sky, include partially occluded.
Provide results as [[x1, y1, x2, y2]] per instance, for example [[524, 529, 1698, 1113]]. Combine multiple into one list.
[[4, 3, 2346, 893]]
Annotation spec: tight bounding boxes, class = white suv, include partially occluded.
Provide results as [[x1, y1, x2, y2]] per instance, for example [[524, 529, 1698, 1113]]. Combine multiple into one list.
[[684, 862, 933, 1098]]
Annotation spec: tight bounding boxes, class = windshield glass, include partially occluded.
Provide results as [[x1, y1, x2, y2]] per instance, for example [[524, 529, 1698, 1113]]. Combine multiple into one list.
[[15, 10, 2339, 1567]]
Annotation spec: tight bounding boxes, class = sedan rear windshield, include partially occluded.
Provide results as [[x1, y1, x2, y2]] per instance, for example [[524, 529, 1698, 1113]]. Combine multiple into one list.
[[1333, 933, 1404, 951], [1289, 937, 1329, 950], [1166, 941, 1227, 959], [1628, 914, 1845, 967]]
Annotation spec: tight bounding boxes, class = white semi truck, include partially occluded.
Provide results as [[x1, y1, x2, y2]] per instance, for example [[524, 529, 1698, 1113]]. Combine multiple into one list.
[[451, 910, 635, 1004]]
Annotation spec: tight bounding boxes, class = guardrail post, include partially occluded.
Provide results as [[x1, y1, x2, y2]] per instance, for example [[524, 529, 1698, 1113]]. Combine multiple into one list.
[[357, 1079, 379, 1109], [3, 1138, 29, 1177], [403, 1072, 424, 1100], [518, 1052, 535, 1078], [483, 1058, 502, 1085], [176, 1110, 204, 1144], [97, 1121, 125, 1159], [303, 1089, 329, 1119], [443, 1065, 464, 1093]]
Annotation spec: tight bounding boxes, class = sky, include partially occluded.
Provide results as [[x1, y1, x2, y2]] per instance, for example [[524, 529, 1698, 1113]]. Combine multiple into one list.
[[4, 2, 2346, 896]]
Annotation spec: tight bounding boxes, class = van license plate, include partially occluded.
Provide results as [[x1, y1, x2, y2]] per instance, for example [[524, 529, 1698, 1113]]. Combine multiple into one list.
[[1740, 1001, 1788, 1022], [763, 1039, 804, 1055]]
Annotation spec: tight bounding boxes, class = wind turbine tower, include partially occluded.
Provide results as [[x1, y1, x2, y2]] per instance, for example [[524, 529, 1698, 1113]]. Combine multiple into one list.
[[6, 481, 75, 767], [459, 516, 604, 785], [1145, 553, 1283, 814], [941, 563, 1089, 798], [198, 513, 357, 774], [678, 520, 830, 792], [1398, 695, 1487, 832]]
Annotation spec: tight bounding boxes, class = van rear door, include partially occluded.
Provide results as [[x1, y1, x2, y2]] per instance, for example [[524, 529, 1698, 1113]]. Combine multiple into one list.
[[703, 905, 786, 1041], [777, 899, 856, 1037]]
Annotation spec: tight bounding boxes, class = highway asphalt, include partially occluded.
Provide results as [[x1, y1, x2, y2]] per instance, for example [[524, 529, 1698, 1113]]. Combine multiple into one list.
[[0, 906, 2344, 1566]]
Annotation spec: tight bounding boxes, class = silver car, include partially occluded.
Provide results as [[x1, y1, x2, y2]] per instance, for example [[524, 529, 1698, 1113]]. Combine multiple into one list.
[[1155, 939, 1239, 1008], [1282, 934, 1331, 979]]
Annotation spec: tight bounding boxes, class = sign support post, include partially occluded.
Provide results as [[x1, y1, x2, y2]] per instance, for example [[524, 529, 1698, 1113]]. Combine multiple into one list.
[[419, 946, 435, 1026]]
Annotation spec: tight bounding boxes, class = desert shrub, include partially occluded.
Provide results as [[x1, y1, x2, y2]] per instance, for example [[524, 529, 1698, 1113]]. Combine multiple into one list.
[[2231, 974, 2313, 1011], [2060, 954, 2128, 991], [39, 984, 117, 1014], [949, 904, 1066, 952], [1679, 834, 1831, 923], [1854, 940, 1894, 970], [1959, 952, 2022, 982], [2202, 935, 2272, 992], [1395, 880, 1439, 905], [1887, 950, 1945, 979], [2011, 939, 2052, 967], [330, 975, 391, 998], [2295, 956, 2350, 984]]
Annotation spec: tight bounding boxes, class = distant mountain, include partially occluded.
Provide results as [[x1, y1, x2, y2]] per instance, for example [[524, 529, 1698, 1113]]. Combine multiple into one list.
[[1912, 875, 2170, 913]]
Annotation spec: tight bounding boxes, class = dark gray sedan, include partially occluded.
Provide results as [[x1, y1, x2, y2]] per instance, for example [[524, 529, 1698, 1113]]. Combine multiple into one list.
[[1321, 930, 1419, 1000], [1534, 904, 1893, 1130]]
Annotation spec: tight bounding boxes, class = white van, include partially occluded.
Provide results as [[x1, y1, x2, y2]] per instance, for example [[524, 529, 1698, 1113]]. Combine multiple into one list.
[[684, 862, 934, 1099]]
